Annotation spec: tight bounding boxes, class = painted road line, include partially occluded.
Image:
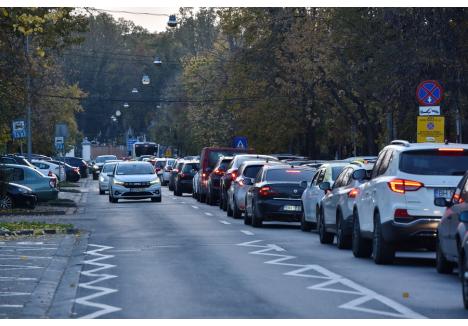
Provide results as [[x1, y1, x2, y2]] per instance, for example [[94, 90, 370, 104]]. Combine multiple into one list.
[[0, 292, 31, 296], [219, 220, 231, 225], [0, 255, 52, 259], [0, 304, 23, 308], [0, 277, 37, 281], [205, 212, 213, 216], [240, 230, 255, 236], [0, 265, 43, 271], [191, 205, 199, 209], [181, 201, 186, 204]]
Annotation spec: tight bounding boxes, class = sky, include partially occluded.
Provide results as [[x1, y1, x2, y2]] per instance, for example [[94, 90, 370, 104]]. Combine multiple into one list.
[[99, 7, 180, 33]]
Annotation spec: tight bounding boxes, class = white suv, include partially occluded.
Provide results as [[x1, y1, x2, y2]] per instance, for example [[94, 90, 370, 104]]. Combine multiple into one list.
[[352, 140, 468, 264]]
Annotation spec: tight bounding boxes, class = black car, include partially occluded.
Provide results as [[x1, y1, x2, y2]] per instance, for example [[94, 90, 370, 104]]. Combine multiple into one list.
[[168, 160, 185, 191], [206, 156, 233, 205], [57, 157, 89, 178], [435, 171, 468, 276], [49, 160, 81, 182], [0, 154, 37, 170], [174, 161, 199, 196], [0, 181, 36, 209], [245, 165, 315, 227]]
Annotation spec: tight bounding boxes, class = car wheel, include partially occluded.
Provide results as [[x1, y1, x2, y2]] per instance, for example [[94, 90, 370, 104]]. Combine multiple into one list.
[[93, 173, 98, 180], [207, 188, 213, 205], [336, 211, 352, 249], [300, 211, 313, 232], [219, 192, 224, 209], [372, 211, 395, 265], [227, 198, 233, 217], [99, 188, 105, 195], [151, 197, 161, 202], [352, 210, 372, 258], [0, 194, 13, 209], [168, 182, 174, 191], [233, 198, 242, 219], [462, 252, 468, 309], [251, 203, 262, 228], [244, 199, 252, 225], [221, 190, 227, 211], [318, 209, 334, 244], [436, 238, 454, 274]]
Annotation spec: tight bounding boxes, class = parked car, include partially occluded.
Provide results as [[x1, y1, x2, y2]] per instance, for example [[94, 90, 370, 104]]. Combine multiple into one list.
[[168, 159, 185, 191], [108, 161, 161, 203], [227, 160, 282, 220], [98, 161, 121, 194], [174, 161, 200, 196], [199, 147, 253, 203], [245, 165, 315, 227], [0, 164, 58, 201], [206, 156, 233, 205], [352, 140, 468, 265], [91, 155, 117, 179], [162, 158, 176, 186], [0, 181, 36, 209], [462, 235, 468, 309], [220, 154, 276, 209], [316, 161, 374, 249], [31, 159, 66, 182], [435, 171, 468, 275], [57, 156, 89, 178], [154, 158, 168, 180], [301, 162, 348, 230], [49, 160, 80, 182], [1, 154, 37, 170]]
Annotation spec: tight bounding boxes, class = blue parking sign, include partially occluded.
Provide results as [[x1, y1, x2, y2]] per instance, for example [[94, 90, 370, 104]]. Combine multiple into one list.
[[12, 120, 26, 139]]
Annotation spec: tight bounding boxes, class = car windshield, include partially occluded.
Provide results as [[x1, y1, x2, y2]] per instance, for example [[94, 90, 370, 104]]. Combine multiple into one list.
[[116, 164, 154, 175], [244, 165, 263, 178], [399, 150, 468, 175], [266, 169, 315, 182], [97, 156, 117, 163], [102, 163, 117, 173], [332, 166, 346, 180]]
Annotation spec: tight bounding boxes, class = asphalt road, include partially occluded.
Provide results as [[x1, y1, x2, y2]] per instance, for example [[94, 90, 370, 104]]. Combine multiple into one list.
[[70, 182, 468, 319]]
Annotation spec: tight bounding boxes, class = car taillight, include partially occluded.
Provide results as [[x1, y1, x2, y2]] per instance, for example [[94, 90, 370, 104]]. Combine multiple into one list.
[[259, 186, 278, 197], [180, 173, 186, 178], [387, 179, 424, 194], [155, 167, 161, 172], [438, 148, 464, 152], [394, 209, 411, 218], [49, 178, 56, 188], [453, 193, 465, 204], [231, 170, 238, 180], [348, 188, 359, 198], [238, 178, 245, 187], [214, 168, 224, 176], [74, 167, 80, 173]]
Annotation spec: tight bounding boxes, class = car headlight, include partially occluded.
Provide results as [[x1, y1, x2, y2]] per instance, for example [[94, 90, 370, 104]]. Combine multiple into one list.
[[18, 187, 30, 194], [150, 178, 160, 185], [113, 179, 124, 185], [93, 165, 99, 170], [99, 175, 104, 182]]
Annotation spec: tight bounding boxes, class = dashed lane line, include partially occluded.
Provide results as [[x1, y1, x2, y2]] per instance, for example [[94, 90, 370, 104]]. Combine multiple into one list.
[[0, 292, 31, 296], [205, 212, 213, 216], [241, 230, 255, 236], [0, 277, 37, 281], [0, 304, 23, 308], [219, 220, 231, 225], [191, 205, 199, 209]]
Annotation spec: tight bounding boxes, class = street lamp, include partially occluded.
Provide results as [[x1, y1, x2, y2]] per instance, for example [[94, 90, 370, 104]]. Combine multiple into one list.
[[123, 102, 129, 108], [142, 75, 150, 85], [132, 88, 138, 93]]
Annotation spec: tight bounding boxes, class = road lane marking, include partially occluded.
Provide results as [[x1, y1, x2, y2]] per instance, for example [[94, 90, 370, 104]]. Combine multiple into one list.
[[0, 277, 37, 281], [0, 255, 52, 259], [205, 212, 213, 216], [219, 220, 231, 225], [0, 304, 23, 308], [0, 292, 31, 296], [237, 240, 425, 319], [0, 265, 43, 271], [191, 205, 199, 209], [240, 230, 254, 236], [181, 201, 186, 204], [75, 244, 121, 319]]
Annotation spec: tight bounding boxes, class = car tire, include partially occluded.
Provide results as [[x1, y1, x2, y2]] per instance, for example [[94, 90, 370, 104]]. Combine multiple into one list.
[[318, 209, 334, 244], [93, 173, 98, 180], [336, 211, 352, 249], [219, 193, 224, 210], [227, 199, 233, 217], [232, 198, 242, 219], [244, 200, 252, 225], [251, 203, 262, 228], [0, 194, 13, 209], [352, 210, 372, 258], [372, 211, 395, 265], [221, 190, 227, 211], [300, 211, 313, 232], [175, 185, 182, 197], [461, 252, 468, 309], [168, 183, 174, 191], [436, 239, 454, 274], [99, 188, 105, 195], [151, 197, 161, 202]]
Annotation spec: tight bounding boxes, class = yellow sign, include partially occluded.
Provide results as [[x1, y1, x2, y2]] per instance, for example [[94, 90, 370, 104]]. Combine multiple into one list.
[[164, 148, 172, 157], [417, 116, 445, 143]]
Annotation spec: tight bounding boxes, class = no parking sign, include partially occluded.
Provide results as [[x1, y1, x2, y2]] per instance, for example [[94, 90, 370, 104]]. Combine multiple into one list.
[[416, 80, 443, 106]]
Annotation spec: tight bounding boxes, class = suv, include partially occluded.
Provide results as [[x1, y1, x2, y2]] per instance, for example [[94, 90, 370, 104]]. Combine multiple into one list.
[[219, 154, 276, 210], [352, 140, 468, 264], [0, 154, 37, 170], [206, 156, 233, 205]]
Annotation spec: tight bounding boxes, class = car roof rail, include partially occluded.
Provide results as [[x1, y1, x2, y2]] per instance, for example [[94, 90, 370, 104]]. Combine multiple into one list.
[[390, 140, 410, 147]]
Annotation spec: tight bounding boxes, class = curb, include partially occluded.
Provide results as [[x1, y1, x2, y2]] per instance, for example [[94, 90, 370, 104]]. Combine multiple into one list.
[[0, 228, 79, 237]]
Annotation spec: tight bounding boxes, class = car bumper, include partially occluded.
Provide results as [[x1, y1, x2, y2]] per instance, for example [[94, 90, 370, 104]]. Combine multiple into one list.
[[12, 193, 37, 208], [111, 185, 161, 199], [180, 180, 193, 193], [257, 199, 303, 222], [37, 189, 59, 202], [381, 218, 440, 249]]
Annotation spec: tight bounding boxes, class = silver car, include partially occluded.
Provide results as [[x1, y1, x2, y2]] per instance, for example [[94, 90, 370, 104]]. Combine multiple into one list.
[[108, 162, 161, 203], [98, 160, 121, 194]]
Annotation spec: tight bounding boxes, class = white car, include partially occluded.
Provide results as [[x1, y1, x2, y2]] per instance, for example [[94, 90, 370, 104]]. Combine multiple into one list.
[[301, 162, 348, 230], [317, 161, 374, 249], [98, 160, 121, 194], [352, 140, 468, 265], [108, 161, 162, 203], [31, 159, 66, 182]]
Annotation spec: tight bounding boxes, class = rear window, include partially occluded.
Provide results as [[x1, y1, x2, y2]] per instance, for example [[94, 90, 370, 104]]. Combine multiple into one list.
[[332, 166, 346, 180], [265, 169, 315, 182], [399, 150, 468, 176], [155, 161, 167, 168], [234, 155, 273, 168], [244, 165, 263, 178], [208, 151, 245, 168], [219, 159, 232, 170], [96, 155, 117, 163], [182, 163, 200, 173]]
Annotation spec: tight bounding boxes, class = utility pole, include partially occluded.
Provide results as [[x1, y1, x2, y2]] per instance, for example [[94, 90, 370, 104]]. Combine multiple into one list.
[[24, 35, 32, 161]]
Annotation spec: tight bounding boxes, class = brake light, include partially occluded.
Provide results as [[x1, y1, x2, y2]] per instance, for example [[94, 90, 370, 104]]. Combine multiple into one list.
[[387, 179, 424, 194], [238, 178, 245, 187], [394, 209, 411, 218], [348, 188, 359, 198], [214, 168, 224, 176], [259, 186, 278, 197], [438, 148, 464, 152], [286, 170, 301, 173], [453, 193, 465, 204], [231, 170, 238, 180]]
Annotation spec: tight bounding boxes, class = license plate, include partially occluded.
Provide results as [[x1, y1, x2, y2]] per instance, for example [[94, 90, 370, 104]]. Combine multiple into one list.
[[434, 188, 454, 199], [283, 205, 301, 212], [130, 188, 145, 192]]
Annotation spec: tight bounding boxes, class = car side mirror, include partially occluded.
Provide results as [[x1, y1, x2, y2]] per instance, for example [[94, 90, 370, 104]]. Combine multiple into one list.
[[459, 211, 468, 222], [300, 180, 308, 188], [434, 197, 451, 207], [319, 181, 331, 191], [244, 178, 253, 185], [352, 169, 366, 181], [108, 173, 114, 178]]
